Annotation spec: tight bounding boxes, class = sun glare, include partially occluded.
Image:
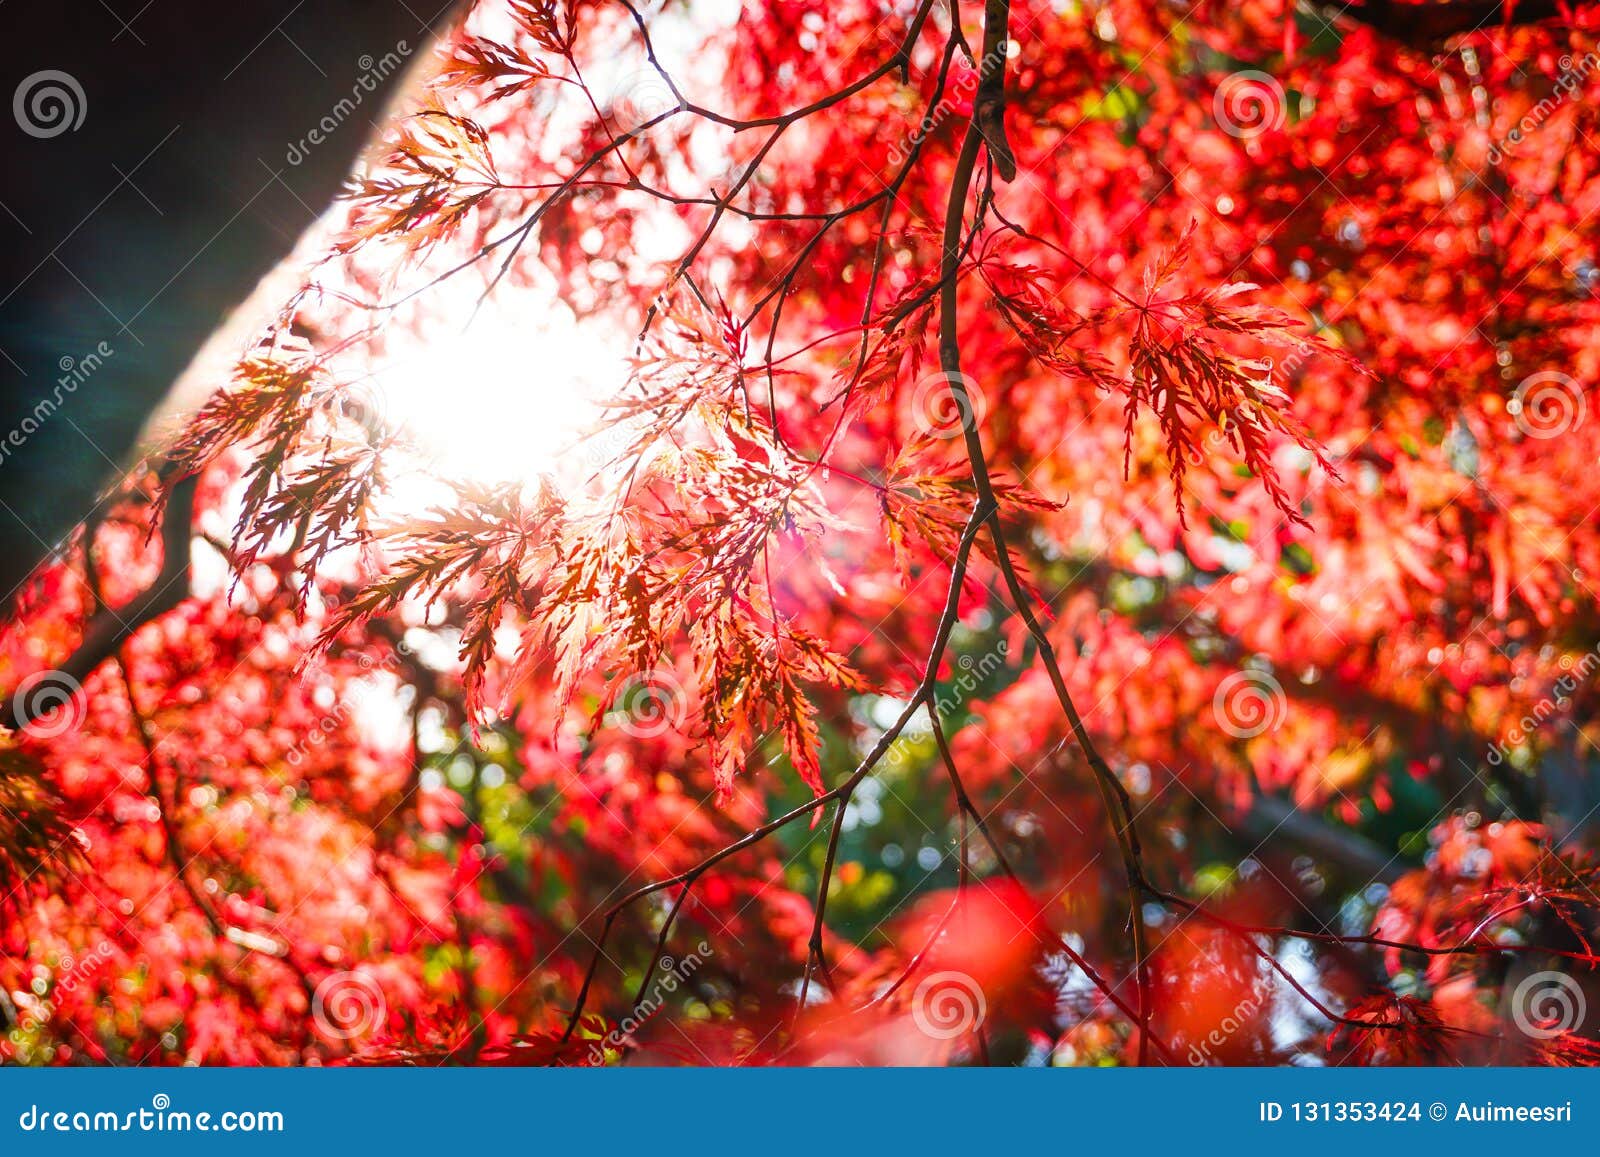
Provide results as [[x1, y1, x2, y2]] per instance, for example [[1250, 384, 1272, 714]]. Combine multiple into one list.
[[366, 291, 631, 500]]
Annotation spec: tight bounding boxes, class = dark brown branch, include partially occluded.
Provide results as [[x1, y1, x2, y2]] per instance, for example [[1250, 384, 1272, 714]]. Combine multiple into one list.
[[115, 658, 228, 941], [113, 649, 320, 1040], [932, 23, 1155, 1058], [1335, 0, 1576, 45], [3, 475, 197, 731], [1242, 796, 1407, 885], [930, 710, 1018, 881], [615, 0, 940, 132], [974, 0, 1016, 181]]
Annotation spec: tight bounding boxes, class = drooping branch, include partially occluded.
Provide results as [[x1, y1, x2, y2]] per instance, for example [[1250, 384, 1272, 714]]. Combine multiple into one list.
[[2, 474, 197, 732], [119, 0, 1600, 1069], [973, 0, 1016, 181], [931, 2, 1155, 1061], [563, 500, 997, 1043]]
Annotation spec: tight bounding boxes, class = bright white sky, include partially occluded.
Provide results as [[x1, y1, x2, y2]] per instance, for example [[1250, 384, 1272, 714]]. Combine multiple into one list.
[[370, 291, 630, 495], [370, 0, 747, 494]]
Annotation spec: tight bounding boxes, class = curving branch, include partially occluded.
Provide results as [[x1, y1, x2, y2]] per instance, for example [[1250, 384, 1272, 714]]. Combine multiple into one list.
[[931, 0, 1156, 1061], [3, 474, 197, 732]]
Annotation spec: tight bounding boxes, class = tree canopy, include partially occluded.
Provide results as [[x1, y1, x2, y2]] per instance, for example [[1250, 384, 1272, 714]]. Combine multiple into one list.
[[5, 0, 1600, 1067]]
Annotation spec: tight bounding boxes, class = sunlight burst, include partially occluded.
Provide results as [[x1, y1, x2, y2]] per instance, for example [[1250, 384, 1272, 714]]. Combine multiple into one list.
[[368, 292, 630, 495]]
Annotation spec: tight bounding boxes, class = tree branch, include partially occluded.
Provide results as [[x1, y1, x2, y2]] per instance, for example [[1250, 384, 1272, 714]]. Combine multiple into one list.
[[1335, 0, 1577, 44], [3, 475, 197, 731]]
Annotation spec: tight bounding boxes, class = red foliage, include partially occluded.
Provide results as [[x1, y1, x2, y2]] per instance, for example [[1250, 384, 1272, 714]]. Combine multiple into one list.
[[6, 0, 1600, 1067]]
